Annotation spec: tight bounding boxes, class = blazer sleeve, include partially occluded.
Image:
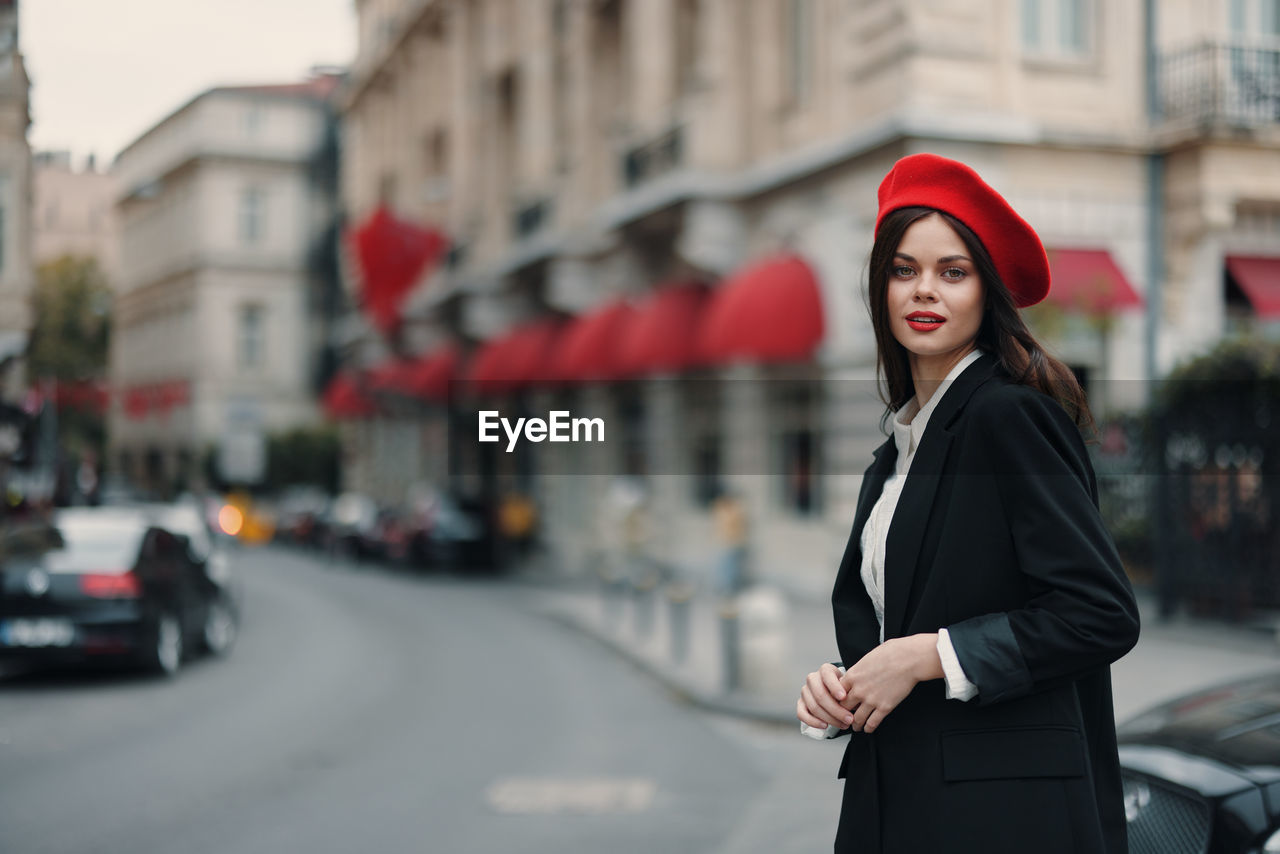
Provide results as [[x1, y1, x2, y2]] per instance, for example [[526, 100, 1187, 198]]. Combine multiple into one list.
[[944, 386, 1140, 706]]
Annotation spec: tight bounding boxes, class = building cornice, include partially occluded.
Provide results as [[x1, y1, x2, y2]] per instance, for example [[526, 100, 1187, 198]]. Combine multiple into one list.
[[339, 0, 440, 114], [596, 110, 1153, 232], [114, 86, 331, 168], [118, 149, 313, 205]]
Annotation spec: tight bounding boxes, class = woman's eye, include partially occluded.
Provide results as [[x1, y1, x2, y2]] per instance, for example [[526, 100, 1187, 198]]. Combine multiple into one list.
[[942, 267, 967, 280], [893, 265, 915, 278]]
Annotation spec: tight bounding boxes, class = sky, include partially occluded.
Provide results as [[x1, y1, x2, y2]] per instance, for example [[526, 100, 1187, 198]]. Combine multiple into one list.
[[21, 0, 356, 167]]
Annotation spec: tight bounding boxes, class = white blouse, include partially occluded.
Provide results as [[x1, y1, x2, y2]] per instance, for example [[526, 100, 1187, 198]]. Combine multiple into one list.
[[802, 351, 983, 739], [858, 349, 982, 702]]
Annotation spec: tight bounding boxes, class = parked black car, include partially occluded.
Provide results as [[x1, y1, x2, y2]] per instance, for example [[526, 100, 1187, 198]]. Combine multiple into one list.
[[1118, 670, 1280, 854], [402, 486, 495, 571], [0, 505, 239, 677]]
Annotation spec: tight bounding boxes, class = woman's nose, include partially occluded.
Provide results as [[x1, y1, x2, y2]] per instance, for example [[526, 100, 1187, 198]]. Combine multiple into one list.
[[912, 275, 940, 300]]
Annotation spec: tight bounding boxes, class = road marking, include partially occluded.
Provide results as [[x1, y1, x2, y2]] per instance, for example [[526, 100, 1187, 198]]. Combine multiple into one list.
[[485, 777, 657, 814]]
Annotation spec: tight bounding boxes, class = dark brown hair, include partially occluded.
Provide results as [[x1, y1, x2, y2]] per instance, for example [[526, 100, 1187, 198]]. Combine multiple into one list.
[[867, 206, 1095, 437]]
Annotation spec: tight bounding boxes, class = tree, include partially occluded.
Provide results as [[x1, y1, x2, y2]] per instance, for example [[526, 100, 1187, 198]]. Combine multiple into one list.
[[27, 255, 112, 461], [29, 255, 111, 381]]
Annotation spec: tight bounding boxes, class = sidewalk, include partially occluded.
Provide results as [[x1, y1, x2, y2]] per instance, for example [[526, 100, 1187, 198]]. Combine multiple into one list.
[[523, 568, 1280, 727]]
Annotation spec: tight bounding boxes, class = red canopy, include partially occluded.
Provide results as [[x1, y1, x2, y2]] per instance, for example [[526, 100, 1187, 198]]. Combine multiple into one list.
[[549, 299, 637, 382], [123, 388, 150, 420], [405, 344, 459, 400], [349, 205, 449, 333], [322, 372, 377, 419], [699, 255, 824, 364], [467, 318, 564, 394], [1226, 255, 1280, 318], [367, 358, 416, 393], [54, 380, 110, 414], [616, 281, 710, 376], [1044, 249, 1143, 315]]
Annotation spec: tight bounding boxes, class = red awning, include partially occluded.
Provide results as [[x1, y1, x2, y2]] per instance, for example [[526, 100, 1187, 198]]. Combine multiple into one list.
[[54, 380, 110, 414], [699, 255, 824, 364], [405, 344, 459, 400], [467, 318, 564, 393], [1226, 255, 1280, 318], [348, 205, 448, 334], [322, 372, 377, 419], [367, 358, 416, 394], [616, 281, 710, 376], [549, 299, 637, 382], [124, 388, 149, 420], [1044, 249, 1143, 314]]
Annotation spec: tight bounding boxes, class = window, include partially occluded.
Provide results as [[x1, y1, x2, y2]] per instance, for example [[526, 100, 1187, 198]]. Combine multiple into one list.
[[593, 0, 628, 131], [1231, 0, 1280, 39], [675, 0, 700, 96], [772, 382, 822, 516], [552, 0, 572, 173], [785, 0, 815, 104], [1021, 0, 1090, 59], [238, 187, 265, 245], [682, 375, 722, 506], [0, 174, 8, 271], [496, 69, 520, 195], [243, 105, 265, 136], [1227, 0, 1280, 121], [423, 129, 450, 201], [237, 304, 265, 369], [616, 385, 646, 478]]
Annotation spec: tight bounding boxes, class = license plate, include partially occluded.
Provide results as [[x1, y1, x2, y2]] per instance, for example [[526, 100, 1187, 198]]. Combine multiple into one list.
[[0, 618, 76, 648]]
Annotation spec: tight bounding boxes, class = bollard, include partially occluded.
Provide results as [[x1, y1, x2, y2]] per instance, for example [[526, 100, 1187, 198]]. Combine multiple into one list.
[[633, 568, 660, 640], [599, 559, 626, 628], [718, 599, 741, 693], [665, 581, 694, 665]]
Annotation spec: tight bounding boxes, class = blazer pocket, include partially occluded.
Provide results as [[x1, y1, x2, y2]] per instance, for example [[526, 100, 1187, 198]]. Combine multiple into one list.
[[941, 725, 1085, 781]]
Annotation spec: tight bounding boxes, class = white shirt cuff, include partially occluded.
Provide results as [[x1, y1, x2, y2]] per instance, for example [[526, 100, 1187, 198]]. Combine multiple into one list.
[[799, 665, 848, 738], [937, 628, 979, 702]]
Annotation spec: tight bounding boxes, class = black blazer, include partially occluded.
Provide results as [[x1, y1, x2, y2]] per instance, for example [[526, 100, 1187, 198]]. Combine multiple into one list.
[[831, 352, 1140, 854]]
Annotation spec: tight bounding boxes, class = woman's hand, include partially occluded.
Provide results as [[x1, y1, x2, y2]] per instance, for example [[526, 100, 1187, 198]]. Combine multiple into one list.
[[840, 634, 942, 734], [796, 662, 854, 731]]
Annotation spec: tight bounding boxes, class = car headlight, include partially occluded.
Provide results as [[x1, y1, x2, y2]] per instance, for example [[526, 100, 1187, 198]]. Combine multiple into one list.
[[1263, 828, 1280, 853]]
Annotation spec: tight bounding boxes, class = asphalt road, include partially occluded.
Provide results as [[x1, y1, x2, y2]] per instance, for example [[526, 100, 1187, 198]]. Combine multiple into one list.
[[0, 546, 841, 854]]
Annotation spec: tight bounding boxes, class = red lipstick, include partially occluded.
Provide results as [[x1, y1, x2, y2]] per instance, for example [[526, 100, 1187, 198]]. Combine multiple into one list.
[[906, 311, 945, 331]]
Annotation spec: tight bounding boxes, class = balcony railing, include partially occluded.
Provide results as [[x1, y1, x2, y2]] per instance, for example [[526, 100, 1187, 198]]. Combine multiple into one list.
[[1160, 41, 1280, 127], [621, 127, 684, 189]]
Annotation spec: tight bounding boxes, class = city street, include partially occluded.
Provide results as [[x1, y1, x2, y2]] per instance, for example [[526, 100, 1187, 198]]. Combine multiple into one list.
[[0, 546, 840, 854]]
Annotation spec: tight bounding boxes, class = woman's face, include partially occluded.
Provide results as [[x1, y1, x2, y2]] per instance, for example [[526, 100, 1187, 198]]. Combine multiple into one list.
[[886, 212, 985, 366]]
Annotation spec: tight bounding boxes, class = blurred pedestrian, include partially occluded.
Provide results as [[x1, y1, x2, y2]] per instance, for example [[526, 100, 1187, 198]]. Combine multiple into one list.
[[710, 486, 748, 598], [497, 491, 537, 559], [795, 153, 1140, 853]]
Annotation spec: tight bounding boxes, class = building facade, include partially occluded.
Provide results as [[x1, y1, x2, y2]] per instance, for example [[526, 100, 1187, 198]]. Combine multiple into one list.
[[109, 74, 343, 494], [337, 0, 1280, 592], [0, 0, 33, 394], [32, 150, 120, 281]]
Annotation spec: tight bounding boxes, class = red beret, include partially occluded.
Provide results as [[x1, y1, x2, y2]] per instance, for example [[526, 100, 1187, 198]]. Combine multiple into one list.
[[874, 153, 1050, 308]]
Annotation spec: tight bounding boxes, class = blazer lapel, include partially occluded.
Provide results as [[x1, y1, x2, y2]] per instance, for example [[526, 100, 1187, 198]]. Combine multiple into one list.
[[882, 353, 999, 639], [832, 435, 897, 598]]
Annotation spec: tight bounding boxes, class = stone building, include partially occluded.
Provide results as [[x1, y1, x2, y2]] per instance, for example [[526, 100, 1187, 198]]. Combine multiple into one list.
[[32, 150, 120, 281], [337, 0, 1280, 592], [0, 0, 33, 395], [108, 73, 343, 494]]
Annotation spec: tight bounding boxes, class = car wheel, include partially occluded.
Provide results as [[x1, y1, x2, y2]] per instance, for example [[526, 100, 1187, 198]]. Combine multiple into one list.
[[148, 613, 183, 677], [202, 596, 238, 656]]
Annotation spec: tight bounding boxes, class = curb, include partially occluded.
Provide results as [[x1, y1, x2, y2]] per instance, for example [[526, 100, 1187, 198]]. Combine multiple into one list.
[[541, 604, 799, 728]]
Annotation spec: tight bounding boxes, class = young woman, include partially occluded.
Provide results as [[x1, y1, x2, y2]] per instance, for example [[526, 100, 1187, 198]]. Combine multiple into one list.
[[795, 153, 1140, 853]]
